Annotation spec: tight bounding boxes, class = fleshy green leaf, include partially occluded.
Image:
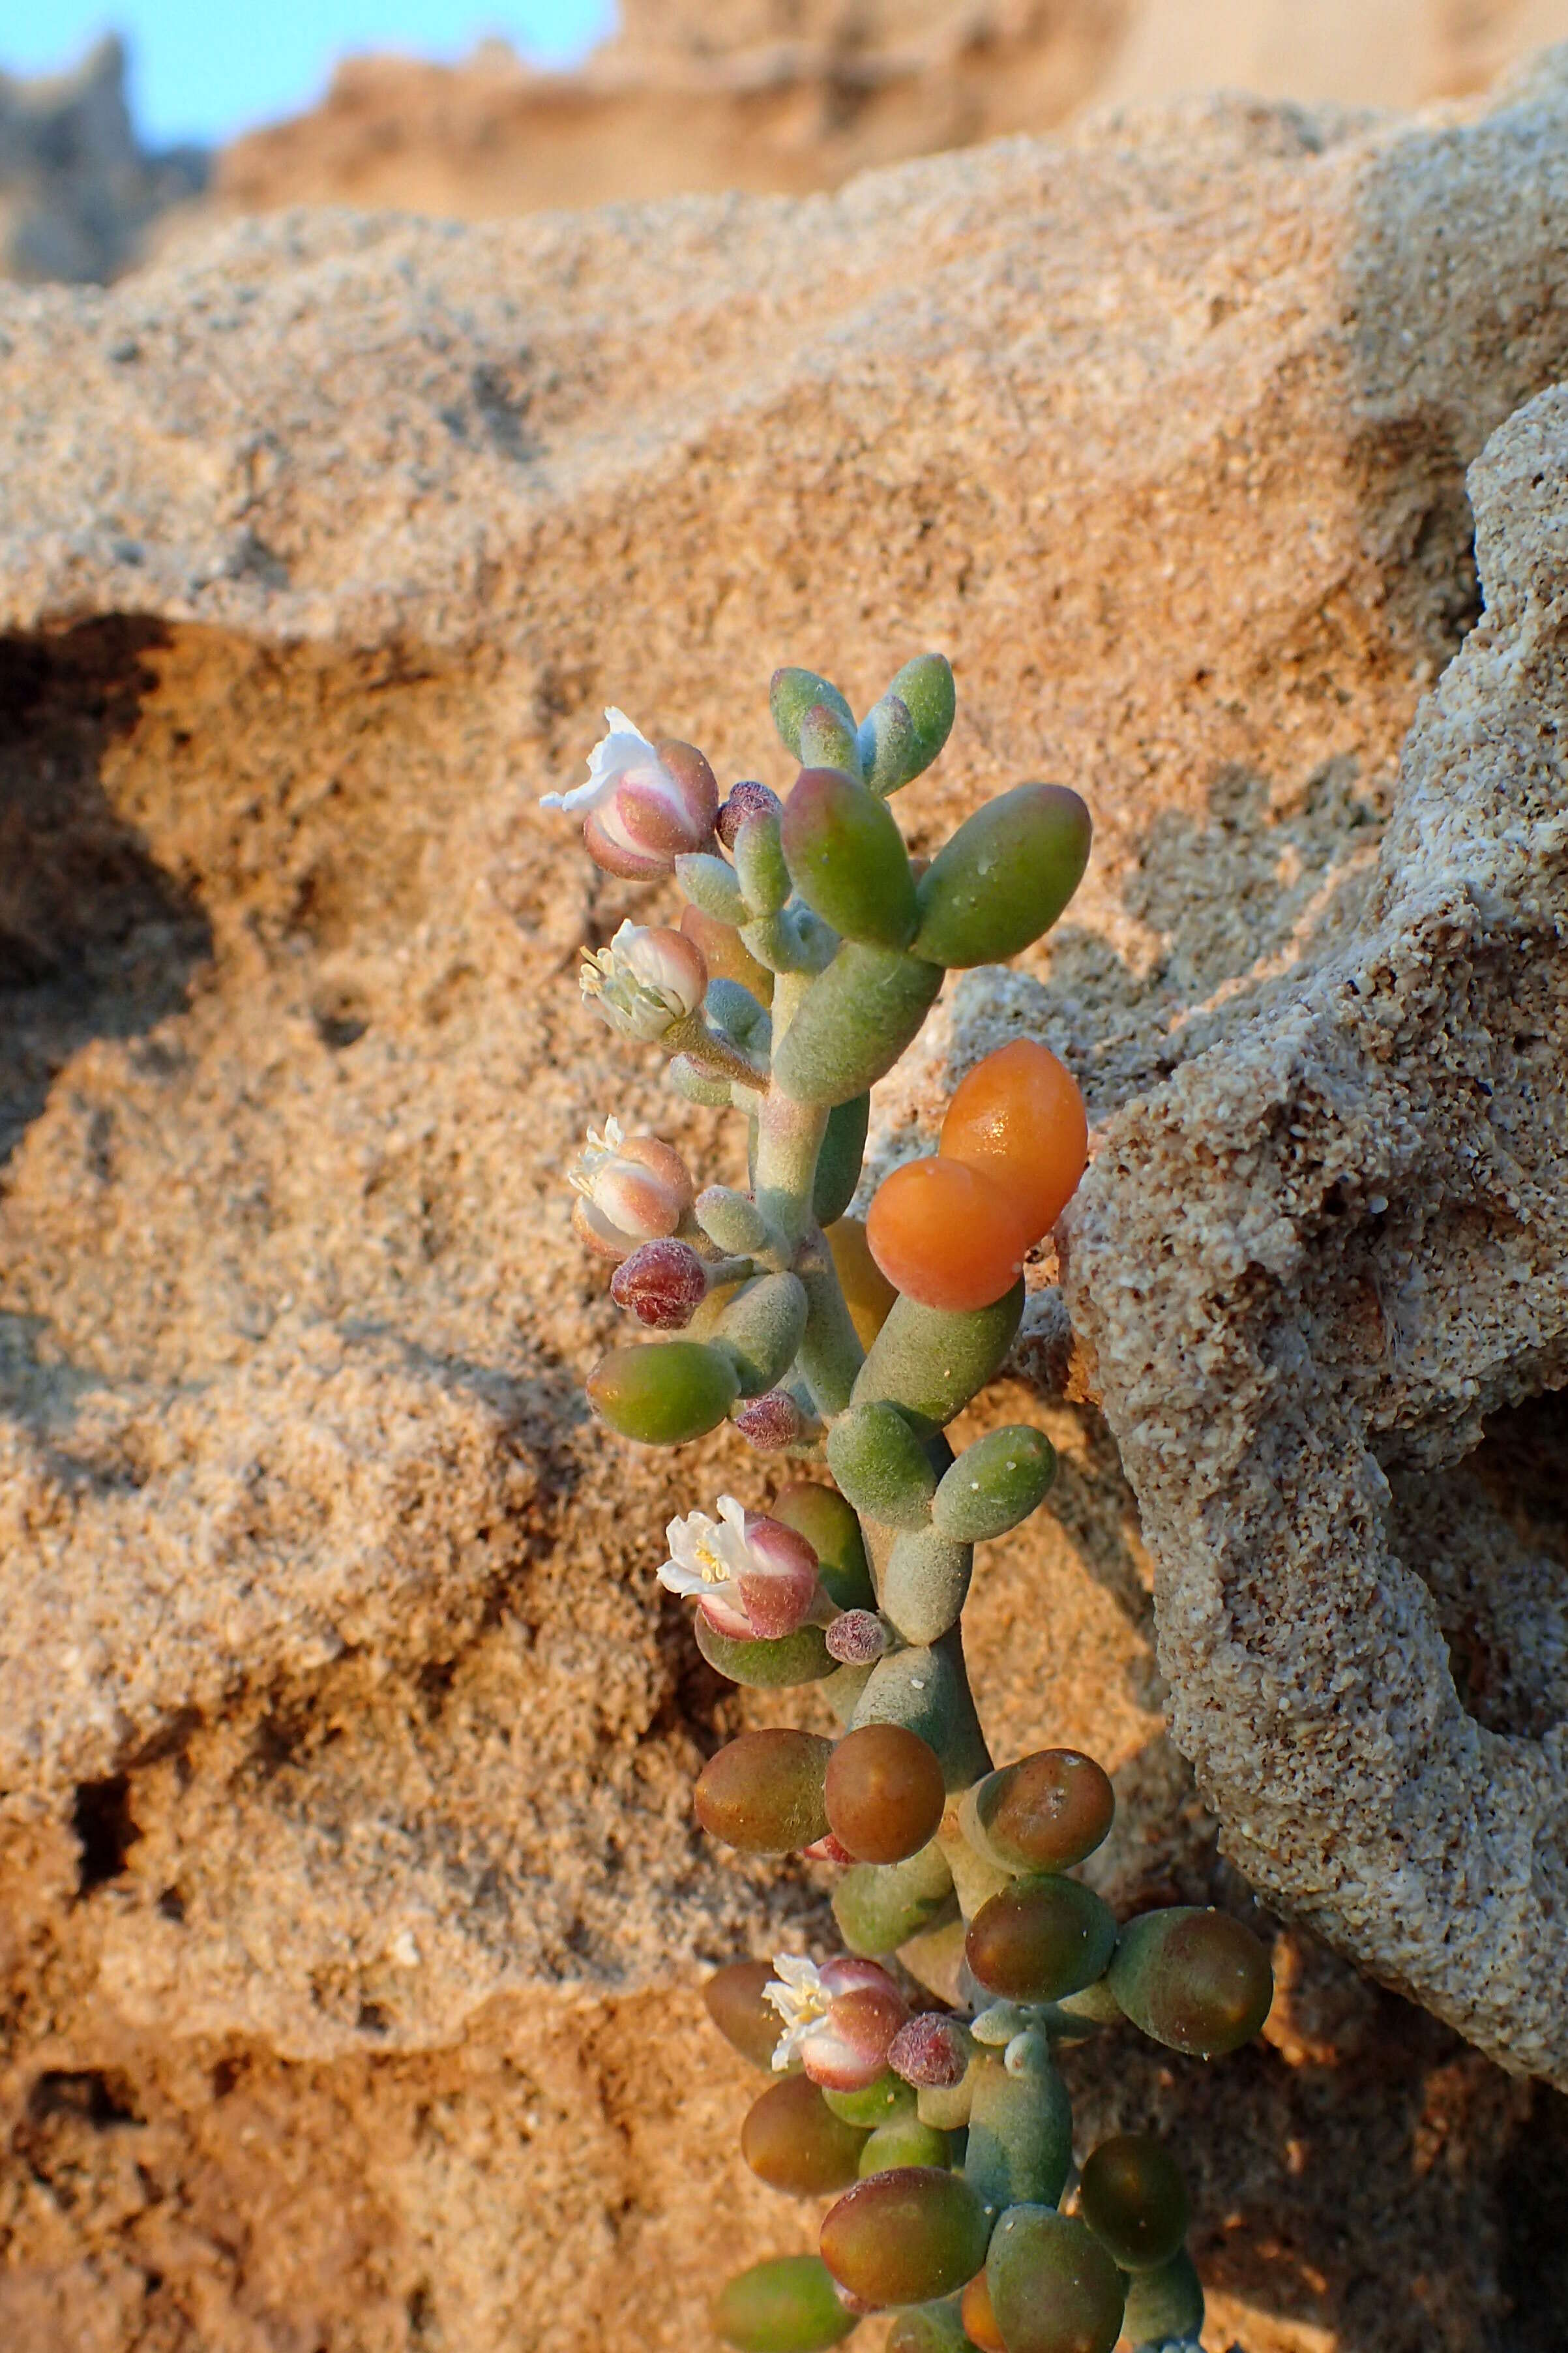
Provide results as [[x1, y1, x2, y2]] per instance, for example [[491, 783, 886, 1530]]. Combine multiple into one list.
[[911, 783, 1091, 968], [771, 944, 942, 1107]]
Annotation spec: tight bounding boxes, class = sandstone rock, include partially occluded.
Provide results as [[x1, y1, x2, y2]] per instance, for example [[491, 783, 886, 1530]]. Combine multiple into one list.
[[5, 59, 1568, 2351], [211, 0, 1568, 237], [0, 35, 205, 284], [213, 3, 1125, 224], [1101, 0, 1568, 111]]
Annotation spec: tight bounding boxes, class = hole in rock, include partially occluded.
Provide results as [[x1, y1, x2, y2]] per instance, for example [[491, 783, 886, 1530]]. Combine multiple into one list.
[[1388, 1388, 1568, 1739], [312, 983, 370, 1050], [27, 2069, 140, 2128], [0, 620, 212, 1163], [72, 1772, 141, 1891]]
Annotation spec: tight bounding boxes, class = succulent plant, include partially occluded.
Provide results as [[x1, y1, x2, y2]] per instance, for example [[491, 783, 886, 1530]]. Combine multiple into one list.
[[542, 663, 1275, 2353]]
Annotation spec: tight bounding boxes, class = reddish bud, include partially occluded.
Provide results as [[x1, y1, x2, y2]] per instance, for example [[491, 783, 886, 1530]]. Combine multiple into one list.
[[718, 779, 783, 848], [802, 1831, 859, 1866], [735, 1390, 809, 1450], [825, 1610, 887, 1666], [611, 1238, 708, 1328], [889, 2013, 973, 2090]]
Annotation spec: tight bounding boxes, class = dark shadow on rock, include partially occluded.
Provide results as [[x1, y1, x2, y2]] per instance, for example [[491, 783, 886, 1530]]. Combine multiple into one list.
[[0, 619, 212, 1165]]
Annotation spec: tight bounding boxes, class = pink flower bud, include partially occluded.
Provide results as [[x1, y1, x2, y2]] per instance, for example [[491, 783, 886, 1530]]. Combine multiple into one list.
[[734, 1390, 808, 1450], [765, 1954, 909, 2091], [542, 711, 717, 880], [611, 1239, 709, 1328], [801, 1831, 858, 1866], [833, 2285, 883, 2318], [825, 1610, 887, 1666], [569, 1120, 695, 1259], [889, 2012, 973, 2090], [717, 779, 783, 849], [732, 1510, 822, 1641]]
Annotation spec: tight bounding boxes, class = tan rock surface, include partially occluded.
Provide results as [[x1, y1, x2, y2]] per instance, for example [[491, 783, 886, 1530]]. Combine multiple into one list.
[[5, 59, 1568, 2351], [1100, 0, 1568, 111], [208, 0, 1568, 232], [213, 3, 1126, 223]]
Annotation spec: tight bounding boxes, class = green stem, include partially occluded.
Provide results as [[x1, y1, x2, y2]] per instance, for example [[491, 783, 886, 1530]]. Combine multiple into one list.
[[753, 1088, 827, 1248], [795, 1235, 865, 1418]]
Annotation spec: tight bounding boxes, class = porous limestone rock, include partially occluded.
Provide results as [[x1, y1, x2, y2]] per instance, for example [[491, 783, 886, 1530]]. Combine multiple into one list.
[[5, 58, 1568, 2350], [1061, 382, 1568, 2087]]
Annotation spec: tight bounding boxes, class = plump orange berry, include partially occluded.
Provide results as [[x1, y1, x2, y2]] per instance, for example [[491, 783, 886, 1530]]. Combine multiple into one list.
[[679, 902, 775, 1004], [939, 1039, 1087, 1245], [825, 1723, 947, 1866], [865, 1158, 1032, 1312], [961, 2269, 1008, 2353], [825, 1216, 899, 1348]]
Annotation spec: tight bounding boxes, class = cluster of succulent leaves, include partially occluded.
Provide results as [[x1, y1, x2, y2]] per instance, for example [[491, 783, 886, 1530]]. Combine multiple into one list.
[[546, 657, 1274, 2353]]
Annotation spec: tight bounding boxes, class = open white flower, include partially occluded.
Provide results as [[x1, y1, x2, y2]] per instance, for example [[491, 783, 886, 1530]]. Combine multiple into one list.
[[658, 1495, 820, 1643], [567, 1116, 694, 1259], [763, 1953, 908, 2088], [541, 710, 717, 880], [581, 920, 707, 1045]]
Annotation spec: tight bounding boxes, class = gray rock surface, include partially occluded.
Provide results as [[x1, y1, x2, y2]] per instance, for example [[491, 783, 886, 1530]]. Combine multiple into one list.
[[1063, 382, 1568, 2085], [0, 36, 205, 284]]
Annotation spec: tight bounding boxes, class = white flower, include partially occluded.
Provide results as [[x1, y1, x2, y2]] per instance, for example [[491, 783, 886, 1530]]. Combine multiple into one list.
[[580, 921, 707, 1044], [763, 1953, 908, 2088], [658, 1496, 820, 1642], [567, 1115, 694, 1259], [764, 1953, 834, 2070], [541, 710, 717, 880]]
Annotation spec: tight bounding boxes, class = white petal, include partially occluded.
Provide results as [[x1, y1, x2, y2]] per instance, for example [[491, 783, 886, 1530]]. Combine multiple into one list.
[[657, 1560, 710, 1602], [539, 778, 601, 812], [770, 2019, 810, 2071]]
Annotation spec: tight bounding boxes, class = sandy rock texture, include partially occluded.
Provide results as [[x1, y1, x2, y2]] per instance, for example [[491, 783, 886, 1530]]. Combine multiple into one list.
[[1060, 384, 1568, 2084], [5, 55, 1568, 2353], [210, 0, 1568, 228]]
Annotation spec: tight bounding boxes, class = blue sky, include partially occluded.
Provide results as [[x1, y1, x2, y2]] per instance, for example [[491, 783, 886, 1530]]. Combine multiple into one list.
[[0, 1, 615, 148]]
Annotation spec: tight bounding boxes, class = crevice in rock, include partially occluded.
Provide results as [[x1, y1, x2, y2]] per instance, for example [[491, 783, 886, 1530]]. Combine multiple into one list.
[[25, 2068, 141, 2129], [1387, 1391, 1568, 1742], [71, 1771, 141, 1892], [0, 618, 212, 1165]]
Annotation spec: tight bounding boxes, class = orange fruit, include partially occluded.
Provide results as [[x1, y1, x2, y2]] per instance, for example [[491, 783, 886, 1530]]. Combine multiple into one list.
[[939, 1038, 1087, 1244], [865, 1156, 1031, 1312], [825, 1216, 899, 1347], [961, 2268, 1008, 2353]]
